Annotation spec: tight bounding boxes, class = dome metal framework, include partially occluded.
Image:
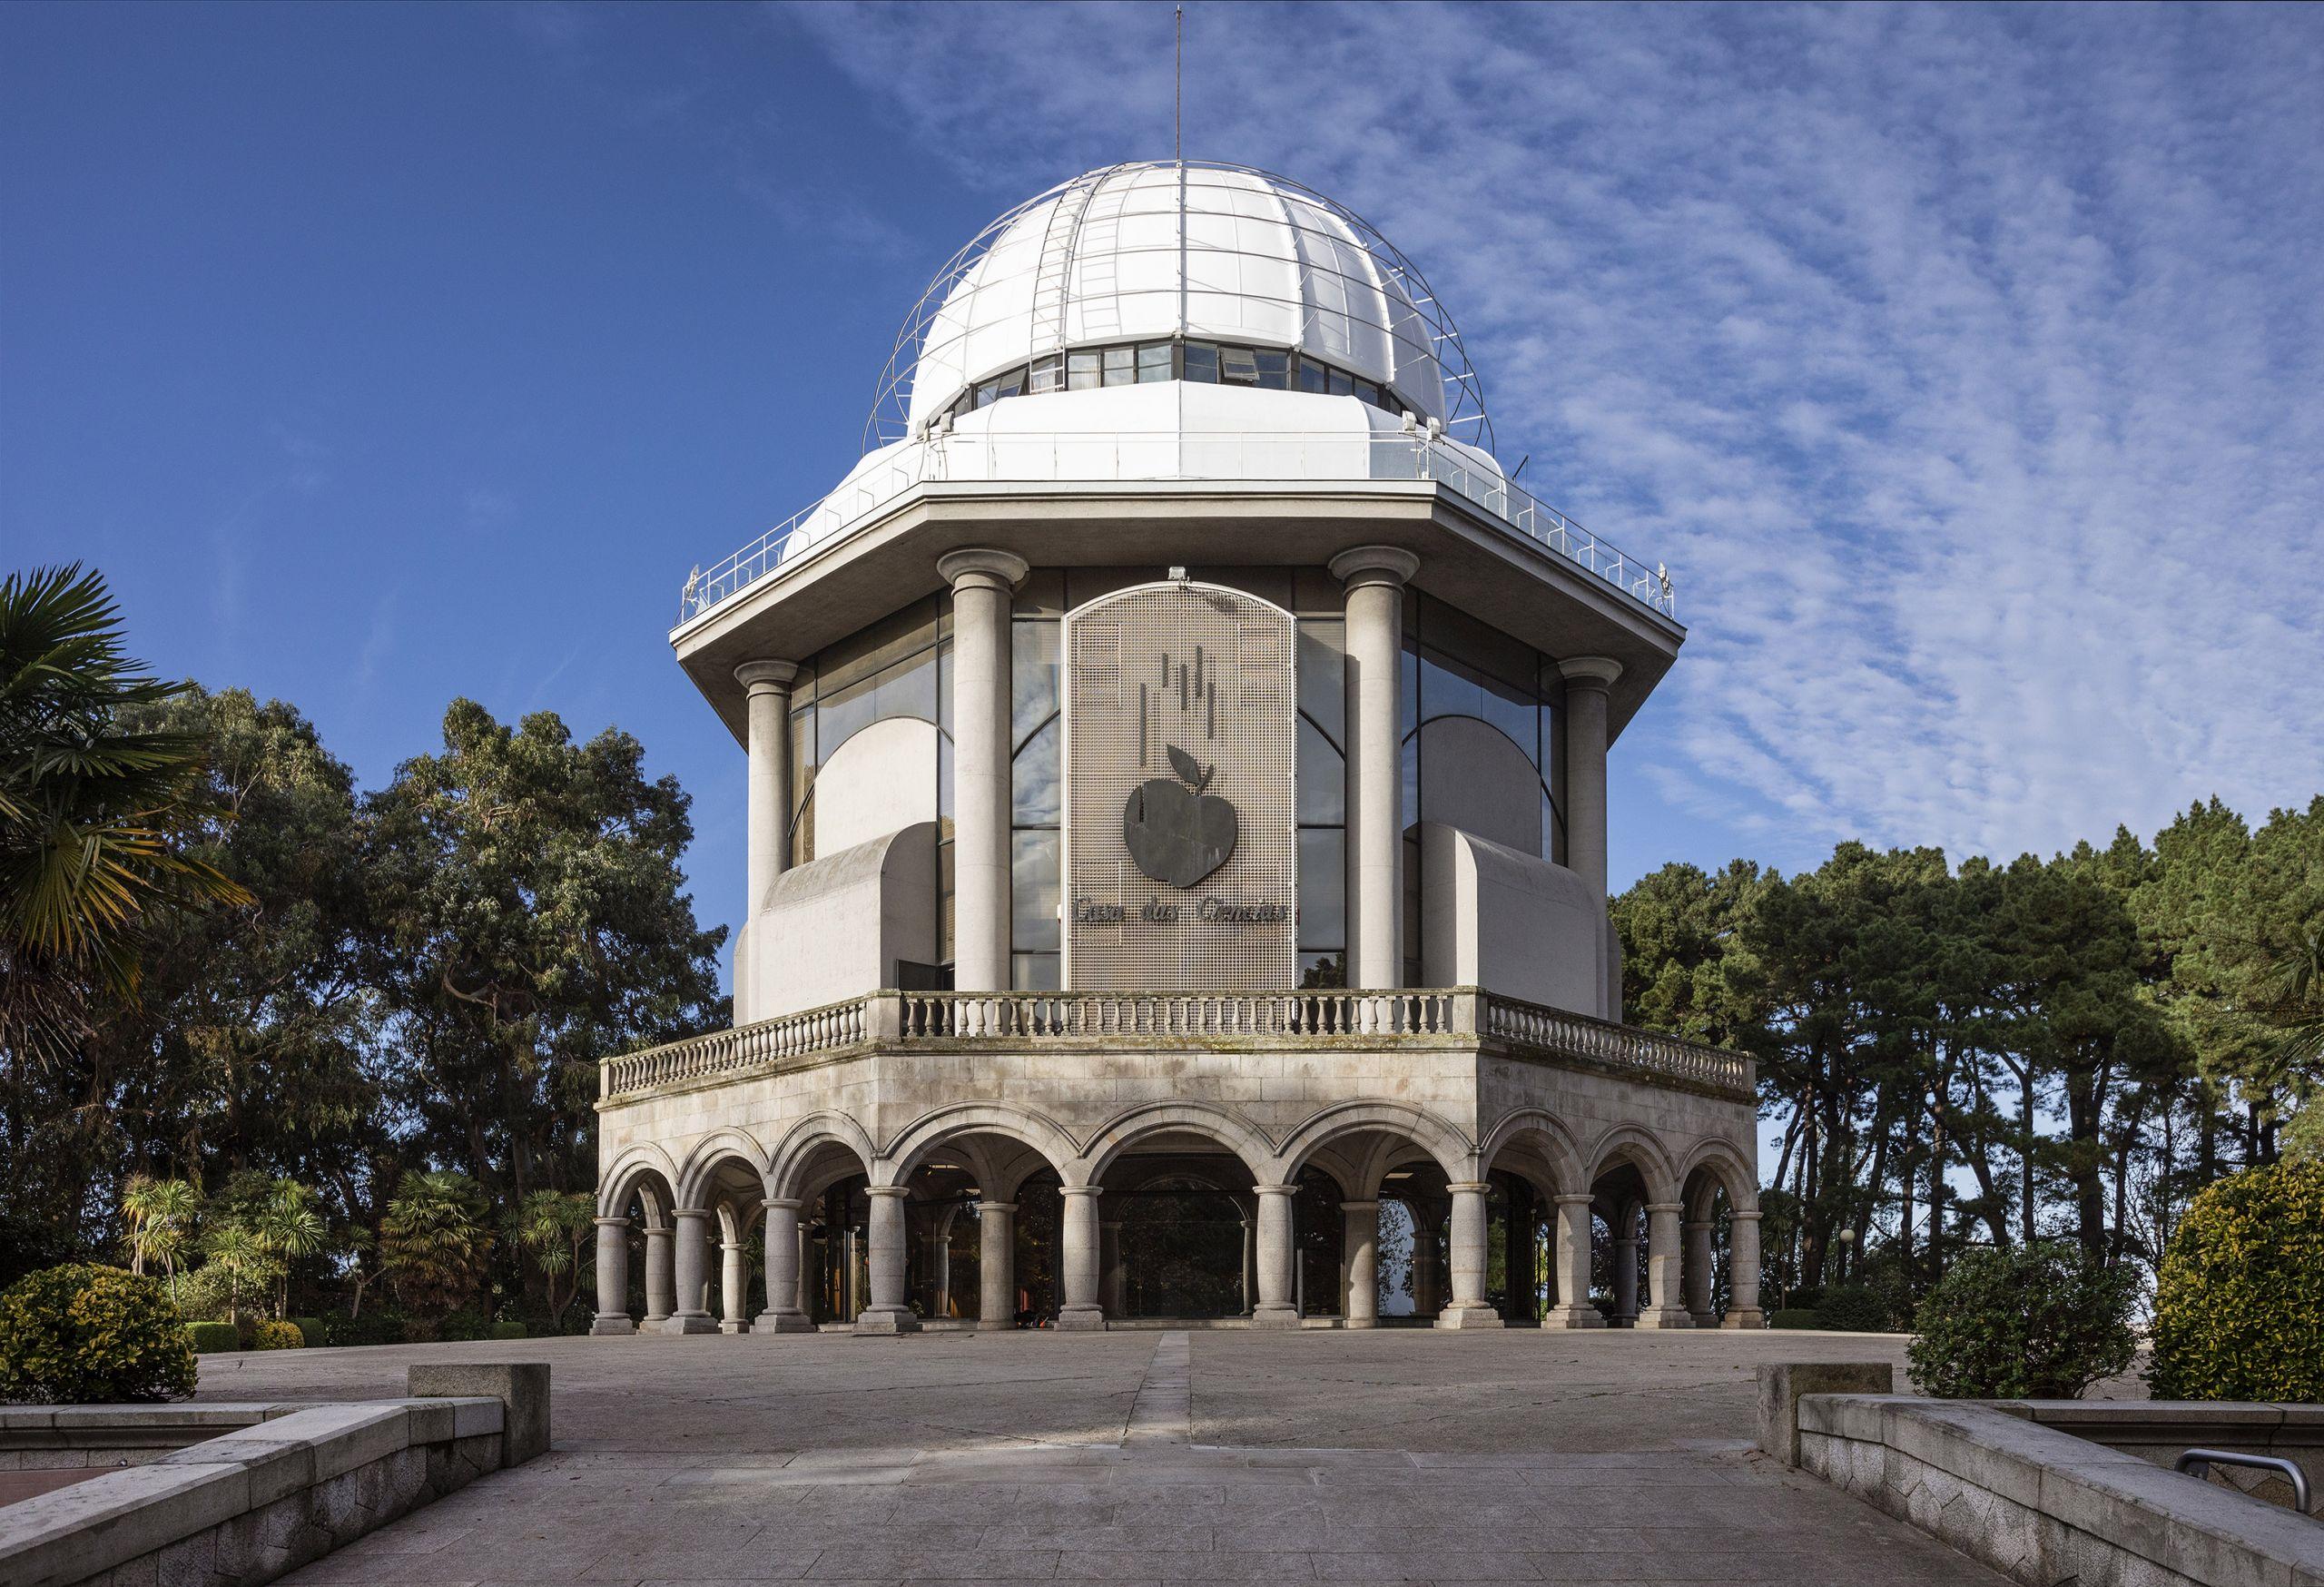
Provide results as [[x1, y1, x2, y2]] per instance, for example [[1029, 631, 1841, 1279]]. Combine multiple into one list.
[[861, 161, 1496, 455]]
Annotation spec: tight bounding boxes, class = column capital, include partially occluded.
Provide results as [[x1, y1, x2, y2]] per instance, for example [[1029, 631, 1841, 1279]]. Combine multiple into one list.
[[974, 1200, 1018, 1214], [1645, 1201, 1684, 1215], [734, 659, 802, 693], [672, 1206, 713, 1220], [1059, 1184, 1103, 1198], [1556, 655, 1624, 691], [1728, 1209, 1762, 1224], [593, 1216, 630, 1228], [1553, 1193, 1597, 1208], [935, 547, 1030, 591], [1339, 1199, 1381, 1212], [1683, 1219, 1714, 1233], [1444, 1180, 1492, 1196], [761, 1197, 803, 1212], [720, 1240, 747, 1253], [1328, 544, 1421, 590], [1251, 1182, 1298, 1198], [864, 1185, 911, 1200]]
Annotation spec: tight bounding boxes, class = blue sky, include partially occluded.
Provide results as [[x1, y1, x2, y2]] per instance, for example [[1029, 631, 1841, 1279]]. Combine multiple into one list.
[[6, 2, 2320, 991]]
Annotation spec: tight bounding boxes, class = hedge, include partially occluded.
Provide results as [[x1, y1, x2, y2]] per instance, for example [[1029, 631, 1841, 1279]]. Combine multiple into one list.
[[489, 1319, 528, 1340], [1814, 1285, 1893, 1332], [290, 1316, 327, 1348], [250, 1319, 305, 1350], [0, 1265, 197, 1403], [1768, 1308, 1820, 1329], [2148, 1159, 2324, 1402], [1906, 1243, 2136, 1398], [187, 1321, 242, 1354]]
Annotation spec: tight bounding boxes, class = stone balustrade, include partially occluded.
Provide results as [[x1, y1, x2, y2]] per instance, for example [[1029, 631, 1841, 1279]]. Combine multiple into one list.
[[600, 988, 1751, 1103]]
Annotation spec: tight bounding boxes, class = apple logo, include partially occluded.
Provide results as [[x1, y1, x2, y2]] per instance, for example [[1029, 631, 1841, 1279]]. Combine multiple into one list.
[[1123, 745, 1238, 888]]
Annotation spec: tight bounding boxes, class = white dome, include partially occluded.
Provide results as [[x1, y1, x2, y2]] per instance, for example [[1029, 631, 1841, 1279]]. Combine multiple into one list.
[[872, 163, 1491, 445]]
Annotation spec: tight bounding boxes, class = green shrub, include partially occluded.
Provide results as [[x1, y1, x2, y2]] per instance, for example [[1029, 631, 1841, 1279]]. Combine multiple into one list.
[[2148, 1159, 2324, 1402], [0, 1264, 197, 1403], [290, 1316, 326, 1348], [171, 1263, 234, 1324], [488, 1319, 528, 1340], [250, 1320, 304, 1350], [1816, 1285, 1893, 1332], [1907, 1243, 2136, 1399], [433, 1306, 489, 1343], [1768, 1308, 1821, 1329], [320, 1311, 408, 1348], [186, 1321, 241, 1354]]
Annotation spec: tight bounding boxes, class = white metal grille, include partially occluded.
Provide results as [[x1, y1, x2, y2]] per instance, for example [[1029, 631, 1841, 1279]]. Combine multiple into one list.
[[1063, 583, 1296, 991]]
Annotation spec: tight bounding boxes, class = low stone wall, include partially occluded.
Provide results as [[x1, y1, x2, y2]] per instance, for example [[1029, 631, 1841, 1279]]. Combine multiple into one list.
[[1992, 1400, 2324, 1518], [0, 1365, 548, 1587], [1795, 1394, 2324, 1587]]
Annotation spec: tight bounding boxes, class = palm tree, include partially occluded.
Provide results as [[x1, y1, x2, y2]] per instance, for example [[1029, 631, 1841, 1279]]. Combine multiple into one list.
[[0, 565, 250, 1069], [253, 1179, 328, 1320], [511, 1189, 595, 1322], [199, 1223, 277, 1326], [121, 1175, 202, 1301], [380, 1170, 493, 1330]]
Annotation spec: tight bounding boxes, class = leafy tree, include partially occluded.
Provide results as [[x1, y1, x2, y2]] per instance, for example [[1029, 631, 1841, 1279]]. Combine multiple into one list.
[[119, 1175, 202, 1300], [380, 1168, 493, 1330], [1906, 1242, 2137, 1398], [2148, 1159, 2324, 1401], [196, 1222, 280, 1326], [251, 1178, 328, 1320], [510, 1188, 596, 1323]]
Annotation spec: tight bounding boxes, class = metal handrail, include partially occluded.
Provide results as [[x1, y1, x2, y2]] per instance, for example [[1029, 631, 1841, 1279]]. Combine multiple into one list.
[[2174, 1449, 2312, 1513], [675, 429, 1677, 626]]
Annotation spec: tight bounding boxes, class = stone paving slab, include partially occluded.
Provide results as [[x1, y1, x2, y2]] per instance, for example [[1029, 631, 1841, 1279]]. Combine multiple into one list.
[[244, 1330, 2013, 1586]]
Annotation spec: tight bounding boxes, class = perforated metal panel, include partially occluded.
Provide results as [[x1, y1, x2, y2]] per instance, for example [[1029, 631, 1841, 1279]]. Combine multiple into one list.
[[1062, 583, 1296, 991]]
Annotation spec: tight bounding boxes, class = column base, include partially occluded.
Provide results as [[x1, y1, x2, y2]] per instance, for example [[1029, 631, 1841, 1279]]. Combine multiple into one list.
[[1343, 1316, 1378, 1330], [641, 1314, 672, 1331], [1435, 1304, 1503, 1329], [719, 1320, 751, 1336], [661, 1313, 721, 1336], [1054, 1306, 1108, 1332], [1249, 1306, 1302, 1330], [853, 1307, 922, 1335], [1722, 1308, 1767, 1330], [589, 1316, 635, 1336], [1636, 1307, 1694, 1330], [1539, 1305, 1605, 1330], [978, 1316, 1016, 1332], [753, 1309, 818, 1334], [1689, 1311, 1719, 1329]]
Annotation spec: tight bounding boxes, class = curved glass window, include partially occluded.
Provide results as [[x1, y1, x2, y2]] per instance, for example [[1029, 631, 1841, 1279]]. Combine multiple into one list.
[[942, 338, 1417, 426], [1295, 618, 1346, 988], [1011, 616, 1063, 990]]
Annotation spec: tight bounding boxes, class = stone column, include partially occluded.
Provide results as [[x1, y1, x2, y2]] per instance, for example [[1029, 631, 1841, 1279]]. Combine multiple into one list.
[[1250, 1184, 1300, 1327], [642, 1224, 675, 1326], [1723, 1210, 1766, 1329], [1437, 1182, 1502, 1328], [668, 1208, 718, 1334], [1557, 657, 1623, 908], [796, 1220, 817, 1318], [1612, 1205, 1640, 1326], [1329, 547, 1419, 991], [755, 1198, 813, 1333], [977, 1201, 1017, 1330], [1543, 1194, 1603, 1328], [936, 549, 1029, 997], [1341, 1200, 1380, 1328], [1410, 1206, 1440, 1316], [1239, 1215, 1258, 1313], [1100, 1220, 1127, 1317], [590, 1217, 633, 1336], [856, 1185, 920, 1334], [733, 661, 799, 1024], [1683, 1218, 1717, 1327], [1639, 1202, 1693, 1328], [719, 1240, 750, 1334], [1057, 1186, 1105, 1330]]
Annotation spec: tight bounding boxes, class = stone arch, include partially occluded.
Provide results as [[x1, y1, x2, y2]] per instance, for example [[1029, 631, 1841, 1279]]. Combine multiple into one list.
[[597, 1142, 681, 1221], [1679, 1137, 1757, 1217], [767, 1110, 879, 1200], [1582, 1123, 1681, 1205], [1273, 1100, 1473, 1186], [1477, 1108, 1586, 1195], [878, 1101, 1079, 1188], [675, 1128, 773, 1208], [1076, 1101, 1277, 1186]]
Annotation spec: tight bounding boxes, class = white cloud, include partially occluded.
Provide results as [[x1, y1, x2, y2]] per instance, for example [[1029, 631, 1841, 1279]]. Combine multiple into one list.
[[792, 1, 2324, 866]]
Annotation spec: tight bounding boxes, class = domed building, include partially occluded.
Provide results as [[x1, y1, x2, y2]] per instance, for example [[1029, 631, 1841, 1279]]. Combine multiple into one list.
[[594, 163, 1761, 1336]]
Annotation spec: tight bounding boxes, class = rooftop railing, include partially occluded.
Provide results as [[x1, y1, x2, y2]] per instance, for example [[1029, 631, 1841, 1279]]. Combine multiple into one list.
[[597, 988, 1750, 1102], [676, 429, 1678, 626]]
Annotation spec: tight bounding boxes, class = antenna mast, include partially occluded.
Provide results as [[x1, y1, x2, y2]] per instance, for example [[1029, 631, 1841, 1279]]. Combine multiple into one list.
[[1174, 6, 1183, 163]]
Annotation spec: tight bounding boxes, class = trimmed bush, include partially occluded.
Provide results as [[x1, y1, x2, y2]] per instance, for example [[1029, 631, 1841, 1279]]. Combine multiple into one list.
[[320, 1311, 409, 1348], [186, 1321, 241, 1354], [1768, 1308, 1821, 1329], [250, 1319, 304, 1350], [290, 1316, 327, 1348], [1907, 1243, 2136, 1399], [2148, 1159, 2324, 1403], [1815, 1285, 1893, 1333], [489, 1319, 528, 1340], [0, 1264, 197, 1403]]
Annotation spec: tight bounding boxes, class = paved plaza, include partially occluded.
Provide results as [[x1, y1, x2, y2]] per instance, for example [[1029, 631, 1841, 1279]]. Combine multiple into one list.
[[184, 1329, 2017, 1585]]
